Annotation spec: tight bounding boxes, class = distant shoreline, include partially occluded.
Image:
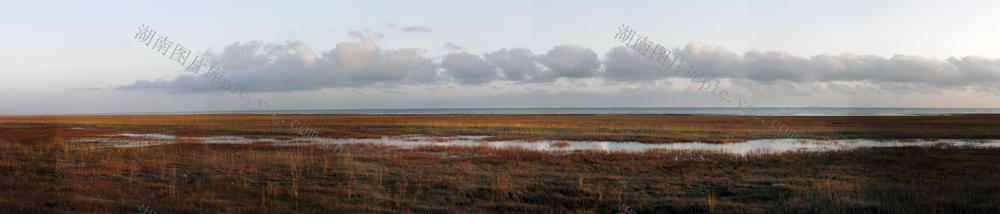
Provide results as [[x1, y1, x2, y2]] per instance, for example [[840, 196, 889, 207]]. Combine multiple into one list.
[[5, 113, 1000, 117], [6, 107, 1000, 116]]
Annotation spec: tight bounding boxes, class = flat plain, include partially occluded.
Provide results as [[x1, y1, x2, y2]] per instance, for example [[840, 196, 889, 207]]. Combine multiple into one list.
[[1, 114, 999, 213]]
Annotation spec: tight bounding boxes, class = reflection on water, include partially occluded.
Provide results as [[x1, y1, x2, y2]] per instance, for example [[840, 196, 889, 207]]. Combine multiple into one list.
[[73, 133, 1000, 155]]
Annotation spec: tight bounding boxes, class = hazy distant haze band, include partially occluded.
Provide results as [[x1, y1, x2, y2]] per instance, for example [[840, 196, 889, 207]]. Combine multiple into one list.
[[16, 107, 1000, 116]]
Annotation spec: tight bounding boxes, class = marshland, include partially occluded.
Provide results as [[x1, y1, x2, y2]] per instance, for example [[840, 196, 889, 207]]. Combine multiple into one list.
[[2, 114, 1000, 213]]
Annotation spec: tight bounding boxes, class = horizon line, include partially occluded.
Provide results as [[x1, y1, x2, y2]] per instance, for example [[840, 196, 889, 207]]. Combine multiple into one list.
[[5, 106, 1000, 116]]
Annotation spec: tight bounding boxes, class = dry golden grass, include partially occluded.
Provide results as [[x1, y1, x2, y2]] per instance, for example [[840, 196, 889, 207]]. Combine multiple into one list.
[[2, 114, 999, 143], [1, 137, 999, 213], [2, 114, 1000, 212]]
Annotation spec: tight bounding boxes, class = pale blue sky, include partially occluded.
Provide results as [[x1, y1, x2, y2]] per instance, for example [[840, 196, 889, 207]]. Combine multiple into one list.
[[1, 0, 999, 114]]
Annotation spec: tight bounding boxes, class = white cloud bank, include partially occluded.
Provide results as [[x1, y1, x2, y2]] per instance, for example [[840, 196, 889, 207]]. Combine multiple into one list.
[[117, 40, 1000, 99]]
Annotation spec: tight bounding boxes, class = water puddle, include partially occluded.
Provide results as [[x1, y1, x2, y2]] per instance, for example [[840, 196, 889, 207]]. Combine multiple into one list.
[[71, 133, 1000, 155]]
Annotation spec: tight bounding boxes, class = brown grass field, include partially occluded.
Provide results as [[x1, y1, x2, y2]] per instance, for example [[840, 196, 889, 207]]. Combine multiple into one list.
[[1, 114, 999, 213], [2, 114, 999, 142]]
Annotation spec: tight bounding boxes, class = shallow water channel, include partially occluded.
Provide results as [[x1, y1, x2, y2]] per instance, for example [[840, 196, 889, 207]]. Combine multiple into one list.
[[71, 133, 1000, 155]]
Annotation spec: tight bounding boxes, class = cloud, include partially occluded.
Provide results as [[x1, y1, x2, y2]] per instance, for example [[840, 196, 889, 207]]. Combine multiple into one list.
[[602, 46, 668, 81], [536, 44, 601, 81], [317, 40, 437, 86], [812, 54, 999, 89], [668, 42, 743, 79], [442, 42, 463, 51], [117, 39, 1000, 96], [605, 42, 1000, 92], [441, 52, 498, 85], [480, 45, 601, 82], [117, 40, 437, 94], [484, 48, 540, 81], [347, 28, 385, 40], [401, 25, 431, 33]]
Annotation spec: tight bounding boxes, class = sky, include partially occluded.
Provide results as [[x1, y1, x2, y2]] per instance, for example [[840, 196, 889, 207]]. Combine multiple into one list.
[[1, 0, 1000, 115]]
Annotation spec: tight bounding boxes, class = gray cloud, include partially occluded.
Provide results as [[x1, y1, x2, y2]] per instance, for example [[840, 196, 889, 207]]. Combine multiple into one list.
[[668, 42, 743, 79], [813, 54, 1000, 89], [480, 45, 601, 82], [347, 28, 385, 40], [117, 40, 437, 94], [442, 44, 604, 84], [401, 25, 431, 33], [441, 52, 498, 85], [604, 42, 1000, 92], [602, 46, 668, 81], [484, 48, 540, 81], [117, 40, 1000, 95], [442, 42, 463, 51], [536, 44, 601, 81]]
